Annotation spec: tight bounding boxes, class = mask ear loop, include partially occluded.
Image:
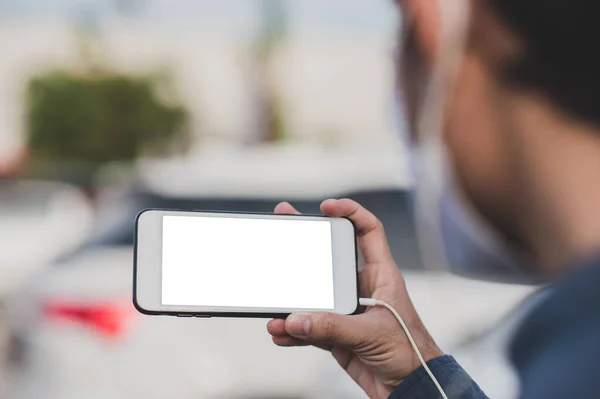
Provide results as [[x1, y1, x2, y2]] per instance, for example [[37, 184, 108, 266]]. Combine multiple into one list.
[[412, 0, 472, 272]]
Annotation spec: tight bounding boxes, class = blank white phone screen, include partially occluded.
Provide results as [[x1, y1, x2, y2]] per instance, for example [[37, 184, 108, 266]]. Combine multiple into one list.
[[161, 215, 335, 310]]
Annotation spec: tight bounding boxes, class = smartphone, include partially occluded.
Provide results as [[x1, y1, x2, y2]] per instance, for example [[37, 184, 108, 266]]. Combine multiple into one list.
[[134, 209, 359, 318]]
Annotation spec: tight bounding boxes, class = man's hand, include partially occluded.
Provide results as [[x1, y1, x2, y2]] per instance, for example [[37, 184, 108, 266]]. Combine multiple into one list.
[[267, 199, 443, 399]]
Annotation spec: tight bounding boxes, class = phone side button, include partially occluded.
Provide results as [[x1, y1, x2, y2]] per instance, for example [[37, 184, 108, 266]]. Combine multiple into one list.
[[194, 314, 211, 318], [176, 314, 193, 317]]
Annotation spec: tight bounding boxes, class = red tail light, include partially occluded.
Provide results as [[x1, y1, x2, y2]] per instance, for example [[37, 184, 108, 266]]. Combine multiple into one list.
[[44, 301, 133, 338]]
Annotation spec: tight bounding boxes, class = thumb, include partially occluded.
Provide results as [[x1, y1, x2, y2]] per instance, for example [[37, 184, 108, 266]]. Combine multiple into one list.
[[285, 312, 364, 348]]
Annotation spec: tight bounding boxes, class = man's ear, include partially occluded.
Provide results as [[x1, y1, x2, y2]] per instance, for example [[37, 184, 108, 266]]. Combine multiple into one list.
[[403, 0, 442, 66]]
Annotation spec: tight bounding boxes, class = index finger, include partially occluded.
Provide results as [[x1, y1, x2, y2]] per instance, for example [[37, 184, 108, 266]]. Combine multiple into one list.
[[321, 199, 394, 265], [274, 202, 301, 215]]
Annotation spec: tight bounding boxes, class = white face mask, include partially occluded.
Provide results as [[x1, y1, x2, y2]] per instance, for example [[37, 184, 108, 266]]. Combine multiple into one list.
[[398, 0, 541, 284]]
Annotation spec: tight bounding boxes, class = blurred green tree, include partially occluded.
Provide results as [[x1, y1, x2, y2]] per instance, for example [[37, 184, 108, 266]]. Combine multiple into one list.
[[26, 71, 188, 167]]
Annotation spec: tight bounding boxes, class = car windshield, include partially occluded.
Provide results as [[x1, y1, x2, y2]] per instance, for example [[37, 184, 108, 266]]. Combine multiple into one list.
[[82, 189, 423, 270], [0, 181, 65, 217]]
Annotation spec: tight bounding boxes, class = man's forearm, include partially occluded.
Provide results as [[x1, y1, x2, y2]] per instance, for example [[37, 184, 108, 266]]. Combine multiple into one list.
[[388, 356, 489, 399]]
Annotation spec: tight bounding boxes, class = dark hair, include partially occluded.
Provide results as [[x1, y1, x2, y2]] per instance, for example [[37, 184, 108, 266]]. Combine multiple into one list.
[[489, 0, 600, 127]]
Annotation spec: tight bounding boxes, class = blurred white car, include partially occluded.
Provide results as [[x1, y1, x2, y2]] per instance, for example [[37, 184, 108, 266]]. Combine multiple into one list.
[[0, 180, 93, 395], [5, 149, 535, 399], [0, 180, 93, 298]]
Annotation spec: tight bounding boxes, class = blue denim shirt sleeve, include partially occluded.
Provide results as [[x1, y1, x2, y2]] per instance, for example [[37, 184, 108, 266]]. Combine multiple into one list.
[[388, 356, 488, 399]]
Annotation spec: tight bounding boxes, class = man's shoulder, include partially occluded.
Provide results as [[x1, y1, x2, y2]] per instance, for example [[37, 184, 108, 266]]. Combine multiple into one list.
[[510, 258, 600, 399]]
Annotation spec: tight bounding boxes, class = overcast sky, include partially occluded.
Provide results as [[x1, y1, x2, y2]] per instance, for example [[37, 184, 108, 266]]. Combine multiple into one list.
[[0, 0, 398, 37]]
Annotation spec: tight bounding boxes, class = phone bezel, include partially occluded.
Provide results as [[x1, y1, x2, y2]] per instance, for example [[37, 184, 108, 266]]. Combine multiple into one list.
[[133, 209, 359, 318]]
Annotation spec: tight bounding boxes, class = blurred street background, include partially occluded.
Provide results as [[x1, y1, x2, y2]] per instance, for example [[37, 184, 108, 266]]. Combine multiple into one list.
[[0, 1, 535, 398]]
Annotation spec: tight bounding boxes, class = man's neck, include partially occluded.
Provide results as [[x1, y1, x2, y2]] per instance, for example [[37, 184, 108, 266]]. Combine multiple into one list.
[[508, 96, 600, 276]]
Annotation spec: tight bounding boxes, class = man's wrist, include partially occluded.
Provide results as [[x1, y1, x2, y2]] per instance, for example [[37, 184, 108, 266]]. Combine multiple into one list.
[[386, 341, 444, 391], [407, 339, 444, 378]]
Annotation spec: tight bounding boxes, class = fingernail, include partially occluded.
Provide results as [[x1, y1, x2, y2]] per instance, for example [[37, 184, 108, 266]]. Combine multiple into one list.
[[286, 314, 311, 337]]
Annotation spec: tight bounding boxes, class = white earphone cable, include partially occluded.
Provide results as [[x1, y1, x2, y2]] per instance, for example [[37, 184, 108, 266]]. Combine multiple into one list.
[[359, 298, 449, 399]]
